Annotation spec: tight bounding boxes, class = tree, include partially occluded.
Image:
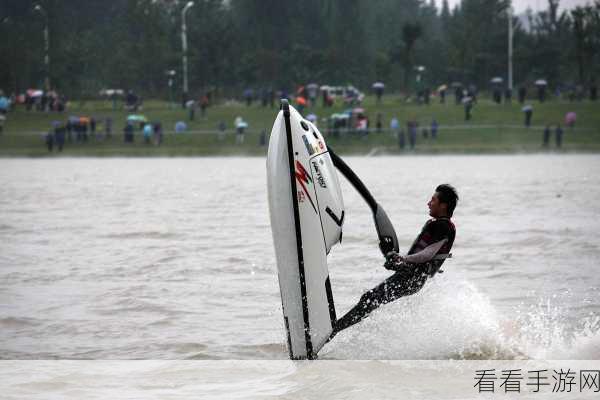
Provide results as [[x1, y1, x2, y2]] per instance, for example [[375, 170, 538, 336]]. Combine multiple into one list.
[[401, 22, 423, 88]]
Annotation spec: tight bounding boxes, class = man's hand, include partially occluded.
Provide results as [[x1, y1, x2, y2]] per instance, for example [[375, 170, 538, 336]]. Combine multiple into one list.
[[384, 251, 405, 271]]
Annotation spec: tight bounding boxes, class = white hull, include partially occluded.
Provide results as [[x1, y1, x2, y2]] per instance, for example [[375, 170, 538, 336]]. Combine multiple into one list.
[[267, 102, 344, 359]]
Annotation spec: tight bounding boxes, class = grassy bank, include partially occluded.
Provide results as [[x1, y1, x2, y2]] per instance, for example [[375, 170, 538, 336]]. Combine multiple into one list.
[[1, 95, 599, 156]]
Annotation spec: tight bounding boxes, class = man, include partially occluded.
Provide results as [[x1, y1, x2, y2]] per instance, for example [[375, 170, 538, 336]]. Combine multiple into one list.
[[332, 184, 458, 336]]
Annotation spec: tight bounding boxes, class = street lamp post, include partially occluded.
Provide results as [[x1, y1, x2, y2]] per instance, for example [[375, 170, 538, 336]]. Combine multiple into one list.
[[34, 4, 50, 91], [181, 1, 194, 108], [508, 6, 514, 91]]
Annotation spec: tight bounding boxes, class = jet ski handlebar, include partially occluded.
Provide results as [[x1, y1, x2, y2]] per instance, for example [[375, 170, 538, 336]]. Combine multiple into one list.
[[328, 147, 399, 256]]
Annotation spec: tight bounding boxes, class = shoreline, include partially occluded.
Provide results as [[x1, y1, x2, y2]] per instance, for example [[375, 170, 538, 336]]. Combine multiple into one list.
[[1, 147, 598, 158]]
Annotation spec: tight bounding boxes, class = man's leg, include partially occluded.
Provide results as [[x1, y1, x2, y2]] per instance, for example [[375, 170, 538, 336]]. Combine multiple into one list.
[[333, 267, 429, 335]]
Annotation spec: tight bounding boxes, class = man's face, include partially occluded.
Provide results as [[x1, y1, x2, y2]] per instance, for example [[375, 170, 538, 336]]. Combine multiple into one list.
[[428, 192, 447, 218]]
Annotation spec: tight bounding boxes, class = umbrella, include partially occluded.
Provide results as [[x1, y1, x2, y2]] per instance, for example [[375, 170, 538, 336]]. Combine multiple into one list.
[[521, 105, 533, 112], [79, 116, 90, 124], [127, 114, 148, 123], [296, 96, 307, 106], [565, 112, 577, 125], [451, 82, 463, 88], [372, 82, 385, 89], [306, 83, 319, 91], [330, 113, 349, 120], [306, 113, 317, 123], [27, 89, 43, 98], [535, 79, 548, 86], [100, 89, 124, 97], [437, 84, 448, 92], [490, 77, 503, 84], [352, 107, 365, 114]]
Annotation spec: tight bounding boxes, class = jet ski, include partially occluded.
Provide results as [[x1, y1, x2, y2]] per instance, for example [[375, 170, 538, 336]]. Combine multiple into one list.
[[267, 100, 398, 359]]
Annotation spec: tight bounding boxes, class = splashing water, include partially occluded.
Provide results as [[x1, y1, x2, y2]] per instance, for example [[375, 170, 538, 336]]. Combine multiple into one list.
[[322, 275, 600, 360]]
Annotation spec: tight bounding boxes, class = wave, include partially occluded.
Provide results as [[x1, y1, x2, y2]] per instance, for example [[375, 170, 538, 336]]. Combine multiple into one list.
[[321, 276, 600, 360]]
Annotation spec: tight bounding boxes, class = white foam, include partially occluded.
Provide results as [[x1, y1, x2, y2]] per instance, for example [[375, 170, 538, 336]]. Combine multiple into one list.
[[322, 274, 600, 360]]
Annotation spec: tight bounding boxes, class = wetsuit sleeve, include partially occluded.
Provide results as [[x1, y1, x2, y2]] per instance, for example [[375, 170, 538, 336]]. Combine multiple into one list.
[[403, 239, 448, 264]]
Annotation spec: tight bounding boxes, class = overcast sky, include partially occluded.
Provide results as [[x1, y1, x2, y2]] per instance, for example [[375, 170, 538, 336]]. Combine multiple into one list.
[[444, 0, 592, 13]]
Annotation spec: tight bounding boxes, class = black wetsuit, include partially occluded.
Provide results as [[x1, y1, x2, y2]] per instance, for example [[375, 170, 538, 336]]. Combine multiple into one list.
[[333, 217, 456, 334]]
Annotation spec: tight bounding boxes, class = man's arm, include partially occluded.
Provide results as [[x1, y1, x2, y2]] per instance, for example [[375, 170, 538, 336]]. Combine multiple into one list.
[[402, 238, 447, 264], [384, 239, 448, 271]]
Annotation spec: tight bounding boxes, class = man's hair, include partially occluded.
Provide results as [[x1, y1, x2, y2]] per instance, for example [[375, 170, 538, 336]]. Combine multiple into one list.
[[435, 184, 459, 217]]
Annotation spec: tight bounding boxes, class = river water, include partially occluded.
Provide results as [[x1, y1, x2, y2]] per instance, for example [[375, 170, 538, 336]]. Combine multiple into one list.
[[1, 155, 599, 398]]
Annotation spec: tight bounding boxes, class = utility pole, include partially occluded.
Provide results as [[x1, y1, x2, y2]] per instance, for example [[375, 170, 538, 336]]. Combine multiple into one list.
[[181, 1, 194, 108], [34, 4, 50, 90], [508, 6, 514, 91]]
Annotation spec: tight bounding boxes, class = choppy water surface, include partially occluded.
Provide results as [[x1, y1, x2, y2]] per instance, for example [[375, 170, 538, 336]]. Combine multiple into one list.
[[0, 155, 599, 363]]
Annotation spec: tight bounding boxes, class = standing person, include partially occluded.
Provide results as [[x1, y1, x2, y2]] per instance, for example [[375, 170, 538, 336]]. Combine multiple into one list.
[[40, 92, 48, 112], [440, 88, 446, 104], [518, 86, 527, 104], [455, 87, 462, 105], [0, 91, 8, 116], [81, 119, 89, 142], [0, 114, 5, 135], [504, 88, 512, 104], [217, 120, 226, 141], [54, 123, 66, 152], [537, 85, 546, 103], [143, 123, 153, 144], [543, 125, 550, 147], [261, 88, 269, 107], [464, 97, 473, 121], [555, 125, 563, 148], [397, 128, 406, 149], [235, 116, 247, 144], [408, 120, 417, 149], [105, 117, 113, 139], [200, 95, 209, 118], [390, 117, 399, 138], [523, 105, 533, 127], [431, 119, 439, 140], [45, 130, 54, 151], [124, 122, 134, 143], [590, 81, 598, 101], [187, 100, 196, 121], [331, 185, 458, 336], [75, 121, 82, 143], [153, 122, 163, 145], [493, 88, 502, 104], [243, 88, 253, 106], [90, 117, 97, 140], [66, 119, 73, 142], [376, 113, 383, 134]]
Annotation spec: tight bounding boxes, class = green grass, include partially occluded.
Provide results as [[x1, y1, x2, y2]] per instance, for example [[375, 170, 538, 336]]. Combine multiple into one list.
[[1, 95, 599, 156]]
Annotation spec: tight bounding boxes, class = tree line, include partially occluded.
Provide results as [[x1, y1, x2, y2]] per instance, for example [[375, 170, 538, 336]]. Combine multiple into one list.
[[0, 0, 598, 98]]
